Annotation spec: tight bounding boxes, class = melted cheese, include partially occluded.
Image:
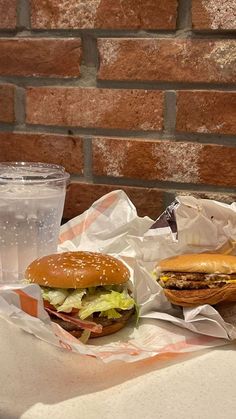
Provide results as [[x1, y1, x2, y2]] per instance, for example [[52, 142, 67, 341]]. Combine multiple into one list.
[[159, 275, 236, 284], [160, 276, 169, 282]]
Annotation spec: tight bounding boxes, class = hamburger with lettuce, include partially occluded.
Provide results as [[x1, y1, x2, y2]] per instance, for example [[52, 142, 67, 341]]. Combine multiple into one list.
[[25, 251, 135, 341]]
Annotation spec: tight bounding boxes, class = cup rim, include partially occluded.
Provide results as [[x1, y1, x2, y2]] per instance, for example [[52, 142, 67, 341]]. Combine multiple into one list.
[[0, 161, 70, 184]]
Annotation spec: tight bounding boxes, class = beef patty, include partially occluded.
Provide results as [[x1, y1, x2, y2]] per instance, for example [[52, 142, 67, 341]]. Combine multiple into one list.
[[159, 272, 236, 290]]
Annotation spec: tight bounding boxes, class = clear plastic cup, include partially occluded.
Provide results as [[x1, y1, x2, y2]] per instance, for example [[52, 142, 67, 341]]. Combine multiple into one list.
[[0, 162, 70, 282]]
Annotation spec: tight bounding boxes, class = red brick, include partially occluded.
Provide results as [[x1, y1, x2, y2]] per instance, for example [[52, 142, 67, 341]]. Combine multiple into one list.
[[192, 0, 236, 30], [64, 183, 236, 222], [92, 137, 236, 187], [64, 182, 165, 220], [26, 87, 164, 131], [0, 0, 16, 29], [0, 132, 83, 174], [0, 39, 81, 78], [176, 91, 236, 135], [31, 0, 177, 30], [0, 84, 15, 123], [98, 38, 236, 84]]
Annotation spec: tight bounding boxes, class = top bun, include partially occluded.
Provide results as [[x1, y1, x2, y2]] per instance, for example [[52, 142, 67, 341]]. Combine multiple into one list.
[[158, 253, 236, 274], [25, 251, 130, 289]]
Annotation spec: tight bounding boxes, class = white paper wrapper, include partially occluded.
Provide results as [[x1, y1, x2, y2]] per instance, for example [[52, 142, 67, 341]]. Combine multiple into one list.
[[133, 195, 236, 340], [0, 191, 235, 363]]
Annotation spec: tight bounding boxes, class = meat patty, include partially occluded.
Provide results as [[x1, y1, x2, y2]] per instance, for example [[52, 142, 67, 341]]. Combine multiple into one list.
[[49, 308, 134, 333], [159, 272, 236, 290]]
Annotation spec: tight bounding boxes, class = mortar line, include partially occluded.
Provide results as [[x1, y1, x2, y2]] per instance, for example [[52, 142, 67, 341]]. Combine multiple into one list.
[[17, 0, 30, 30], [0, 76, 236, 91], [92, 176, 236, 194], [164, 91, 177, 135], [14, 86, 26, 125], [1, 125, 235, 146], [82, 137, 93, 181], [176, 0, 192, 31]]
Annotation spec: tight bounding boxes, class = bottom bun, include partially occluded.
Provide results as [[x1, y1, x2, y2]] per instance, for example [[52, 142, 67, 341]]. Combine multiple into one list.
[[164, 283, 236, 307], [51, 309, 134, 340], [70, 320, 128, 339]]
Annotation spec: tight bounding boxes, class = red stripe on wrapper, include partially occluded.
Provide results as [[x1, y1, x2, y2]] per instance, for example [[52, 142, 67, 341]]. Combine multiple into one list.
[[14, 289, 38, 317], [59, 193, 118, 243]]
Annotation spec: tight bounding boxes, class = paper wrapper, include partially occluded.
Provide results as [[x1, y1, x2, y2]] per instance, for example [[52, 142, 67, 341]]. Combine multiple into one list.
[[0, 191, 236, 363]]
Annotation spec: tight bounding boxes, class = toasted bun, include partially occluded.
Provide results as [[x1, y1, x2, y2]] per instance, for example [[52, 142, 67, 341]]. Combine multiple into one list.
[[25, 251, 130, 289], [164, 284, 236, 307], [158, 253, 236, 274], [51, 308, 134, 339], [70, 315, 131, 339]]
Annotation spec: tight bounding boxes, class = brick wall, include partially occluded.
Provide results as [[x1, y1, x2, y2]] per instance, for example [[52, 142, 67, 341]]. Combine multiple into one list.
[[0, 0, 235, 221]]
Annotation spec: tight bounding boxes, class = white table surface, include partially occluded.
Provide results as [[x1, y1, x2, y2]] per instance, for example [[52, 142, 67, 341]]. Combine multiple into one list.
[[1, 316, 236, 419]]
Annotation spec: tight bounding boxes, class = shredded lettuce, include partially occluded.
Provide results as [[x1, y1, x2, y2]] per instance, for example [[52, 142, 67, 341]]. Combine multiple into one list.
[[41, 286, 135, 321], [79, 290, 135, 320], [79, 329, 91, 344], [41, 287, 69, 306], [100, 308, 122, 319], [151, 270, 158, 280], [57, 289, 86, 313]]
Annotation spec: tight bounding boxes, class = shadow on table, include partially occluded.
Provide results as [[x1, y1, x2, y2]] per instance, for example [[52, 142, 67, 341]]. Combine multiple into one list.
[[0, 317, 234, 419]]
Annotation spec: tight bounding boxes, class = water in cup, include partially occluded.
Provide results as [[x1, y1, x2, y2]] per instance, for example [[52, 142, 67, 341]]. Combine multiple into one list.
[[0, 163, 70, 282]]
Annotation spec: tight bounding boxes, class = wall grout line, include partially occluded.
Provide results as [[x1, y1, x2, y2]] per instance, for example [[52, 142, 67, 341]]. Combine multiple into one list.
[[0, 30, 235, 39], [82, 137, 93, 181], [176, 0, 192, 32], [71, 174, 236, 194], [17, 0, 30, 30], [164, 91, 177, 135], [14, 86, 26, 125], [0, 125, 235, 147], [0, 76, 235, 90]]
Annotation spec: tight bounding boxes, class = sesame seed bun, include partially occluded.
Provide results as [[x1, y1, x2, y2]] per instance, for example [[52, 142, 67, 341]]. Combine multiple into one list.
[[25, 251, 130, 289], [158, 253, 236, 274], [25, 251, 134, 341]]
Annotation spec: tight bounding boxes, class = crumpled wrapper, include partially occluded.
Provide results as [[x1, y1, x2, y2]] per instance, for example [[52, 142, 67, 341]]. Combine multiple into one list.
[[133, 195, 236, 340], [0, 191, 236, 363]]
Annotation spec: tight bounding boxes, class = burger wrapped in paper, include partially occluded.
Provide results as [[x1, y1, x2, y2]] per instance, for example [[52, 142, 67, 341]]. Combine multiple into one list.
[[154, 253, 236, 307], [25, 251, 135, 342]]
